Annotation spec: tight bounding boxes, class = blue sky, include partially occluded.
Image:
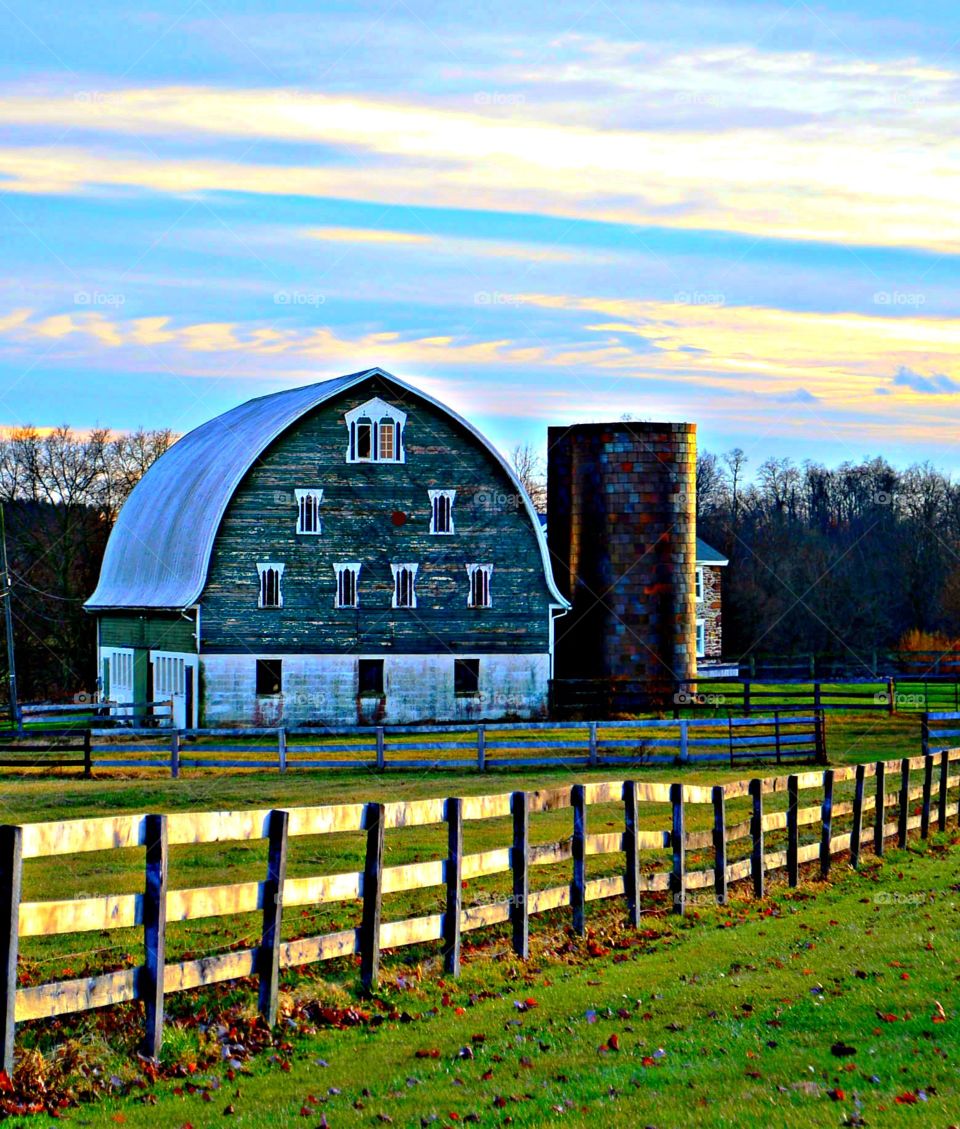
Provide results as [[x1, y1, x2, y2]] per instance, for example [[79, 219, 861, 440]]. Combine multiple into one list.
[[2, 0, 960, 471]]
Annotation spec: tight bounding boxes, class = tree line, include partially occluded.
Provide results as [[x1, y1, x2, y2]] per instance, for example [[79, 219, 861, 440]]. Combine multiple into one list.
[[0, 427, 173, 701], [696, 450, 960, 668]]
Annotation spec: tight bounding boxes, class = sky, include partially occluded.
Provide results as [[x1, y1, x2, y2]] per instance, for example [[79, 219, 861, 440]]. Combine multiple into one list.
[[1, 0, 960, 472]]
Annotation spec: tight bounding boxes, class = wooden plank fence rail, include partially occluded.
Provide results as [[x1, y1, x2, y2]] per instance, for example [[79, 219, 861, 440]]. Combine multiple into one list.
[[0, 713, 825, 775], [3, 747, 959, 1070]]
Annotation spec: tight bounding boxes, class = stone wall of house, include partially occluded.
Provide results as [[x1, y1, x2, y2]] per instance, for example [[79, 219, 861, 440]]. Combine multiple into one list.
[[698, 565, 723, 659]]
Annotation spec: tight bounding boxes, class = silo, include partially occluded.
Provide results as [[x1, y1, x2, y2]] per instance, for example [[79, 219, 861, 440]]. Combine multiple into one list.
[[547, 422, 697, 708]]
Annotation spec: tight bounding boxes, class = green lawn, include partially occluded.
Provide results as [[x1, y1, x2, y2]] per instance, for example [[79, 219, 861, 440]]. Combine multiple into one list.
[[1, 709, 955, 1126], [8, 833, 960, 1127]]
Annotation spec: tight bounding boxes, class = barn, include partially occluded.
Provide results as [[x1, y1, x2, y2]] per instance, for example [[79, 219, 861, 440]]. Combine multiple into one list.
[[85, 368, 569, 727]]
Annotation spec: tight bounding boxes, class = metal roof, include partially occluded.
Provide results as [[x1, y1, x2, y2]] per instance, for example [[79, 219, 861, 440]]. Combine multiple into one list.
[[696, 537, 729, 565], [86, 368, 569, 611]]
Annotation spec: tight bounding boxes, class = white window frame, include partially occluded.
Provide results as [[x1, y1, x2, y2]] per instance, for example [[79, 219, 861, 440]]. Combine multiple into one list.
[[391, 562, 419, 608], [295, 488, 323, 535], [334, 562, 361, 608], [695, 566, 704, 602], [257, 561, 285, 608], [428, 489, 456, 535], [696, 618, 706, 658], [466, 563, 493, 608], [345, 397, 407, 464]]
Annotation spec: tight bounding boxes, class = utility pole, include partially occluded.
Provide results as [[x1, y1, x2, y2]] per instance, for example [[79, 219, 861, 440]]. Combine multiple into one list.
[[0, 505, 20, 733]]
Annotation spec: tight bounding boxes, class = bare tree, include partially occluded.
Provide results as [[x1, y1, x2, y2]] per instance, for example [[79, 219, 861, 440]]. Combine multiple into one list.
[[511, 441, 547, 512]]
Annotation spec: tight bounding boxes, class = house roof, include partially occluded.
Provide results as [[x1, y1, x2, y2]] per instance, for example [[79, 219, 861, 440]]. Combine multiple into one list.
[[86, 368, 569, 611], [696, 537, 729, 566]]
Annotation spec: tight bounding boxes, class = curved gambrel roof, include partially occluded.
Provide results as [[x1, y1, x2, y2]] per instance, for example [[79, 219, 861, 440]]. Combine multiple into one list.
[[86, 368, 569, 611]]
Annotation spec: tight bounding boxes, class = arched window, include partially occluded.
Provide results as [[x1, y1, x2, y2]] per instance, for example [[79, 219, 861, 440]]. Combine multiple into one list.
[[257, 562, 285, 608], [345, 398, 407, 463], [466, 564, 492, 608], [334, 562, 361, 608], [428, 489, 456, 534], [391, 562, 418, 608], [295, 489, 323, 535]]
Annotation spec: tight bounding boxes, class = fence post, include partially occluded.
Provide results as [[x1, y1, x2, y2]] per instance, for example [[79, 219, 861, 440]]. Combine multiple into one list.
[[141, 813, 168, 1059], [887, 677, 896, 716], [820, 769, 834, 879], [0, 825, 23, 1075], [511, 791, 529, 959], [813, 681, 822, 712], [571, 784, 586, 935], [743, 681, 751, 717], [443, 797, 463, 976], [588, 721, 598, 767], [774, 711, 782, 764], [815, 711, 827, 764], [850, 764, 865, 868], [476, 724, 486, 772], [375, 727, 385, 771], [258, 809, 289, 1026], [898, 757, 910, 848], [277, 728, 287, 774], [938, 748, 949, 832], [728, 715, 735, 768], [83, 729, 92, 778], [169, 730, 180, 779], [921, 753, 934, 840], [749, 778, 764, 898], [712, 785, 727, 906], [873, 760, 885, 856], [678, 719, 688, 765], [623, 781, 641, 927], [921, 714, 930, 758], [787, 774, 799, 886], [670, 782, 685, 915], [359, 802, 385, 993]]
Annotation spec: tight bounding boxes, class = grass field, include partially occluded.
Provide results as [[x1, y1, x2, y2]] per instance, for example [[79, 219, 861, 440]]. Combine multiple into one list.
[[1, 709, 955, 1125]]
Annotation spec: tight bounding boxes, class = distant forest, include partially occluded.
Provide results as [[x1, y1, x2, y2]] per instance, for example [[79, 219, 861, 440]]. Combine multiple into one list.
[[2, 428, 960, 702], [696, 450, 960, 668]]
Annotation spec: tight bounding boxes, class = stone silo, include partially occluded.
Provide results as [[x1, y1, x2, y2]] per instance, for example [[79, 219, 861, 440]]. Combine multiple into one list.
[[547, 421, 697, 707]]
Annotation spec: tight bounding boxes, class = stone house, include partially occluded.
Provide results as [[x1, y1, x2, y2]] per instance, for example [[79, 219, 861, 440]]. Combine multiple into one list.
[[695, 537, 728, 664]]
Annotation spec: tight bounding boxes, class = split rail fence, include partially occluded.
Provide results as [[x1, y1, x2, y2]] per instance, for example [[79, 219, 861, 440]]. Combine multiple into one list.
[[2, 745, 958, 1070], [0, 713, 824, 775]]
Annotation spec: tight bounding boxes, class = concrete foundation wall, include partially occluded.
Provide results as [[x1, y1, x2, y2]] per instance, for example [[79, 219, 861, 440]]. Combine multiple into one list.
[[200, 652, 550, 726]]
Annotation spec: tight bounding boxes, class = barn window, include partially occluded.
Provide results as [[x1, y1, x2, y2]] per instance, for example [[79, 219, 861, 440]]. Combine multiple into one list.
[[256, 659, 283, 696], [295, 489, 323, 535], [696, 619, 706, 658], [257, 562, 285, 608], [391, 562, 418, 608], [695, 567, 704, 602], [334, 562, 361, 608], [454, 658, 480, 695], [466, 564, 493, 608], [345, 397, 407, 463], [429, 489, 455, 535], [358, 659, 384, 696]]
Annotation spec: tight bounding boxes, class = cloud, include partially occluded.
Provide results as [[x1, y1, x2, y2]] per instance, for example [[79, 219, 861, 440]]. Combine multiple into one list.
[[1, 80, 960, 253], [892, 365, 959, 394], [774, 387, 820, 403]]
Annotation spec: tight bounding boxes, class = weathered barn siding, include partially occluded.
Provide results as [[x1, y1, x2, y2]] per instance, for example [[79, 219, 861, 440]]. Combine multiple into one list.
[[201, 652, 550, 726], [99, 613, 196, 653], [200, 375, 553, 656]]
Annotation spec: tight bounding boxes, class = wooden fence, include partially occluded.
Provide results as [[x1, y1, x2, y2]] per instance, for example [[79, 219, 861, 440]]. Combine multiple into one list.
[[0, 714, 824, 775], [922, 711, 960, 756], [2, 745, 957, 1069]]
